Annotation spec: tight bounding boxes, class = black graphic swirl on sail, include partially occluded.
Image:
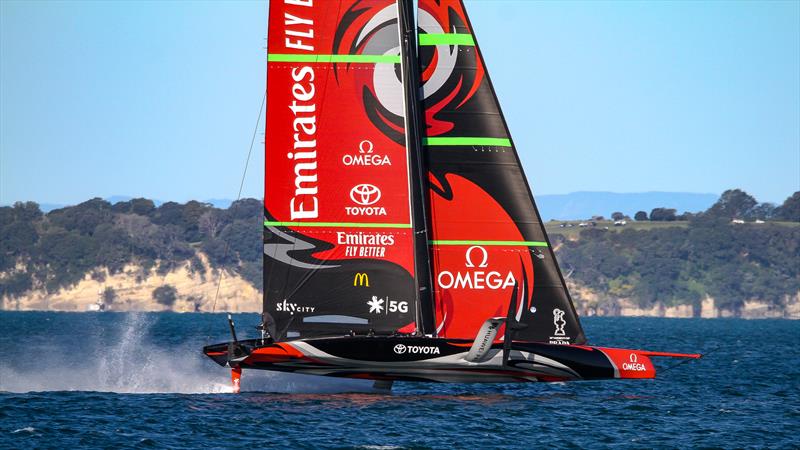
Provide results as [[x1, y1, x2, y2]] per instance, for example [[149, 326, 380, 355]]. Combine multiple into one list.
[[418, 0, 586, 344], [264, 210, 416, 339]]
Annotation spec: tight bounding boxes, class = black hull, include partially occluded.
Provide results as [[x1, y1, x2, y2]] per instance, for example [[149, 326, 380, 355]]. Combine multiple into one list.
[[204, 336, 698, 384]]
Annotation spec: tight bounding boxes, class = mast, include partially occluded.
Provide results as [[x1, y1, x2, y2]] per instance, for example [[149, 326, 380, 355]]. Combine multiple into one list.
[[398, 0, 436, 335]]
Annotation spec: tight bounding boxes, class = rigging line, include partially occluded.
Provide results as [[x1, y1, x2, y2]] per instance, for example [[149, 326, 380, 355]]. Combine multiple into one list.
[[657, 346, 714, 377], [208, 92, 266, 321]]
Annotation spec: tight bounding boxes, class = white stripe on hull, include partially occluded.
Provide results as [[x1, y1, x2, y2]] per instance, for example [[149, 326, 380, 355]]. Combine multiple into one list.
[[284, 342, 583, 381], [249, 344, 583, 383]]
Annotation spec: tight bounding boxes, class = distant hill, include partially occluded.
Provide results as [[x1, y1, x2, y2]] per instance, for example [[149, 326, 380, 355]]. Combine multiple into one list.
[[3, 191, 789, 221], [9, 192, 718, 218], [35, 203, 70, 213], [13, 197, 234, 213], [536, 191, 719, 221], [202, 199, 235, 209], [1, 189, 798, 315]]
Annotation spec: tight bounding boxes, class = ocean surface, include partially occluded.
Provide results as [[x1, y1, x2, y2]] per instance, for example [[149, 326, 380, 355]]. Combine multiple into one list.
[[0, 312, 797, 449]]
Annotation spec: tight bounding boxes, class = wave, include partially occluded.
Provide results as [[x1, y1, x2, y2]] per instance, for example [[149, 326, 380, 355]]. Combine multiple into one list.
[[0, 313, 372, 394]]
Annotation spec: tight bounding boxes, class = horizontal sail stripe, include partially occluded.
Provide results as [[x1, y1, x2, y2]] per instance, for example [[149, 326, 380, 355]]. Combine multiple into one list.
[[430, 240, 549, 247], [267, 54, 401, 64], [418, 33, 475, 46], [423, 137, 513, 147], [264, 220, 411, 229]]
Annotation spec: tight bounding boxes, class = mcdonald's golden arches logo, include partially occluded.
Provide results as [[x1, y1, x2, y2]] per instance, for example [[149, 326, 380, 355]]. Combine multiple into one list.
[[353, 273, 369, 287]]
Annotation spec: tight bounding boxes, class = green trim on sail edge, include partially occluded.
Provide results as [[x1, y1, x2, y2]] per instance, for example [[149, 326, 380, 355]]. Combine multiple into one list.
[[423, 137, 513, 147], [430, 240, 548, 247], [264, 220, 411, 229], [267, 54, 400, 64], [418, 33, 475, 46]]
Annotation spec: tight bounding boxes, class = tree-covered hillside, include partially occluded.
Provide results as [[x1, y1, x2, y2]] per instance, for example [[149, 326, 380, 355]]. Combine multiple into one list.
[[1, 189, 798, 314], [554, 190, 800, 312], [0, 198, 262, 299]]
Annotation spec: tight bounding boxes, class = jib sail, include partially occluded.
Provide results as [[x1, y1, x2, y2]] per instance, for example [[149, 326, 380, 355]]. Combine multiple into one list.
[[417, 0, 586, 344], [263, 0, 421, 339]]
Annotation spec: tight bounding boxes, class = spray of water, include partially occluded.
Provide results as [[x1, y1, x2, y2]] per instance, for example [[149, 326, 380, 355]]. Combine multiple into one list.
[[0, 313, 373, 394]]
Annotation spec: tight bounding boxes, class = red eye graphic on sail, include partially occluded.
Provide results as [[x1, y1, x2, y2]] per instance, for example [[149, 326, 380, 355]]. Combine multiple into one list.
[[416, 2, 485, 138], [429, 174, 534, 339], [418, 0, 586, 344], [331, 2, 409, 144]]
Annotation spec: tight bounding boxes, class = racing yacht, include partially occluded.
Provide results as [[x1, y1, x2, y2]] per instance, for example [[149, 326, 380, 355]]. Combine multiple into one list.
[[204, 0, 699, 392]]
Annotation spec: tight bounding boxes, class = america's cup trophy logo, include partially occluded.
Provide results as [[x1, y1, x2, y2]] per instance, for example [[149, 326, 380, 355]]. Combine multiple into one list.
[[553, 308, 567, 336]]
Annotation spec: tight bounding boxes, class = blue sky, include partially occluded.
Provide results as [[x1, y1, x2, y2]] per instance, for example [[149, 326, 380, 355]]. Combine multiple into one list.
[[1, 0, 798, 206]]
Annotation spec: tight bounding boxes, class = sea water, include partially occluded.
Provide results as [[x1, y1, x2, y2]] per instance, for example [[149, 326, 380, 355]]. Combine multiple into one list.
[[0, 312, 797, 448]]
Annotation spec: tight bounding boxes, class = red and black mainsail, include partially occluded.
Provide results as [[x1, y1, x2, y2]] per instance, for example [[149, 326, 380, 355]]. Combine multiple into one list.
[[417, 0, 585, 344], [262, 0, 584, 345]]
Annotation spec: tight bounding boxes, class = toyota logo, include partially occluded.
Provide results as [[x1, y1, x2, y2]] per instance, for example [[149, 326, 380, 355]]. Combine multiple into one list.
[[350, 184, 382, 206], [393, 344, 407, 354]]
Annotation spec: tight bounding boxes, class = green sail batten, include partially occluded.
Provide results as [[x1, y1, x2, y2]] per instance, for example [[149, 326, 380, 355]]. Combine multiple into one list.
[[423, 137, 513, 147], [264, 220, 412, 229], [430, 240, 549, 247], [418, 33, 475, 46], [267, 54, 401, 64]]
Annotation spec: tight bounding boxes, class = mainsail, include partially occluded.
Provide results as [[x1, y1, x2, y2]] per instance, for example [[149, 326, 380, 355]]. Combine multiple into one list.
[[262, 0, 585, 345], [263, 0, 422, 339], [417, 0, 586, 344]]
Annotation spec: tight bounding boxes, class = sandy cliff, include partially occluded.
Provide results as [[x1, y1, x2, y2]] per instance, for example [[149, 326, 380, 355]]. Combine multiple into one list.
[[570, 281, 800, 319], [3, 263, 797, 319], [1, 254, 260, 313]]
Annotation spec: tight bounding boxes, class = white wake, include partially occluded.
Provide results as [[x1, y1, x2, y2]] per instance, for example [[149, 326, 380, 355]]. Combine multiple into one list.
[[0, 313, 372, 394]]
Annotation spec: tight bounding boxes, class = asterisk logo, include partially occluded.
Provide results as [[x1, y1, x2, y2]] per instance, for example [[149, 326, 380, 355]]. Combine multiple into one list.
[[367, 296, 385, 314]]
